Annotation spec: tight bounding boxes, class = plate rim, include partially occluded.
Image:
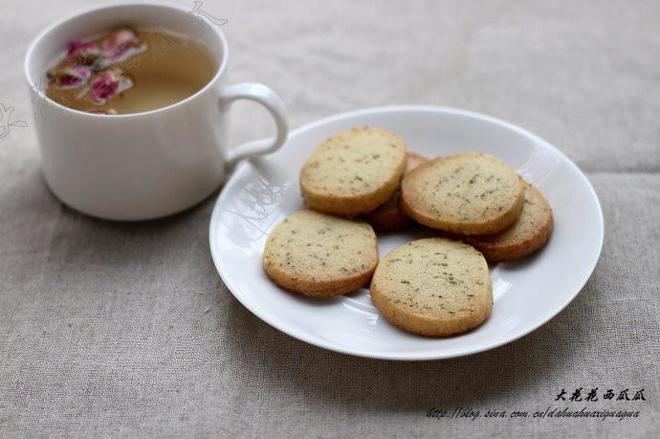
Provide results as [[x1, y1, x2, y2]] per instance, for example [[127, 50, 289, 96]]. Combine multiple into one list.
[[209, 105, 604, 361]]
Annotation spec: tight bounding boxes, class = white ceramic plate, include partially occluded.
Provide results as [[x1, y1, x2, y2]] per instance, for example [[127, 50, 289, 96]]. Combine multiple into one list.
[[209, 106, 603, 360]]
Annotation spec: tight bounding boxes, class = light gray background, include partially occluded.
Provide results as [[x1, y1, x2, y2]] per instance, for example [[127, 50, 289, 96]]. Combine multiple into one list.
[[1, 0, 658, 437]]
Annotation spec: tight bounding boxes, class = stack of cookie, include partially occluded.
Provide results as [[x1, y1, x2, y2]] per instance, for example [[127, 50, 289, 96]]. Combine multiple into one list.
[[263, 127, 553, 337]]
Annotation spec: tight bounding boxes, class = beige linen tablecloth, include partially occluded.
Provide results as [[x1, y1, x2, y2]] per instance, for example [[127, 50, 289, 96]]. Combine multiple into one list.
[[0, 1, 658, 437]]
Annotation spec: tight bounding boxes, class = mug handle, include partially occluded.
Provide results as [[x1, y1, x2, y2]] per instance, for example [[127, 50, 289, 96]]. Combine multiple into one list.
[[218, 83, 288, 166]]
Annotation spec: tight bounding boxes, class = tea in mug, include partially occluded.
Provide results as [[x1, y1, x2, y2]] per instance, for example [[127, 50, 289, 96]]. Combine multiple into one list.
[[45, 28, 217, 114]]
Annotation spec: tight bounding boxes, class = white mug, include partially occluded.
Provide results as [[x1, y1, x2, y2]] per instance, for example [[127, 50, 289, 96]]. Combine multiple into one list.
[[24, 2, 288, 220]]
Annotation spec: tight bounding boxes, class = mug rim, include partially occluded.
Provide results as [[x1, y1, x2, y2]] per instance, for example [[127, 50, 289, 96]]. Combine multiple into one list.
[[24, 0, 229, 119]]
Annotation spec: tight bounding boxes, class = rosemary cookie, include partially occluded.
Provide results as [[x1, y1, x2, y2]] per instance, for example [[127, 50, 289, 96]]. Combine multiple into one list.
[[300, 126, 407, 217], [263, 210, 378, 298], [363, 152, 428, 232], [401, 153, 524, 235], [370, 238, 492, 337], [466, 181, 553, 262]]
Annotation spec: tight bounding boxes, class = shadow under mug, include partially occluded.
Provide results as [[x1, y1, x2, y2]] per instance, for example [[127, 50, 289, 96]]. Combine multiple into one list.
[[24, 2, 288, 221]]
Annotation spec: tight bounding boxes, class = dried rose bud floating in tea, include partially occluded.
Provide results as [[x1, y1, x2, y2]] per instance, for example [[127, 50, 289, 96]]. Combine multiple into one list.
[[45, 28, 216, 115], [89, 69, 134, 105], [47, 66, 92, 88]]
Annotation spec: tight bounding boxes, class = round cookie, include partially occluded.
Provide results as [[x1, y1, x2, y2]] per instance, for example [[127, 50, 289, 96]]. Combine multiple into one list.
[[370, 238, 492, 337], [362, 152, 428, 232], [466, 181, 553, 262], [401, 153, 524, 235], [300, 126, 407, 217], [263, 210, 378, 298]]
